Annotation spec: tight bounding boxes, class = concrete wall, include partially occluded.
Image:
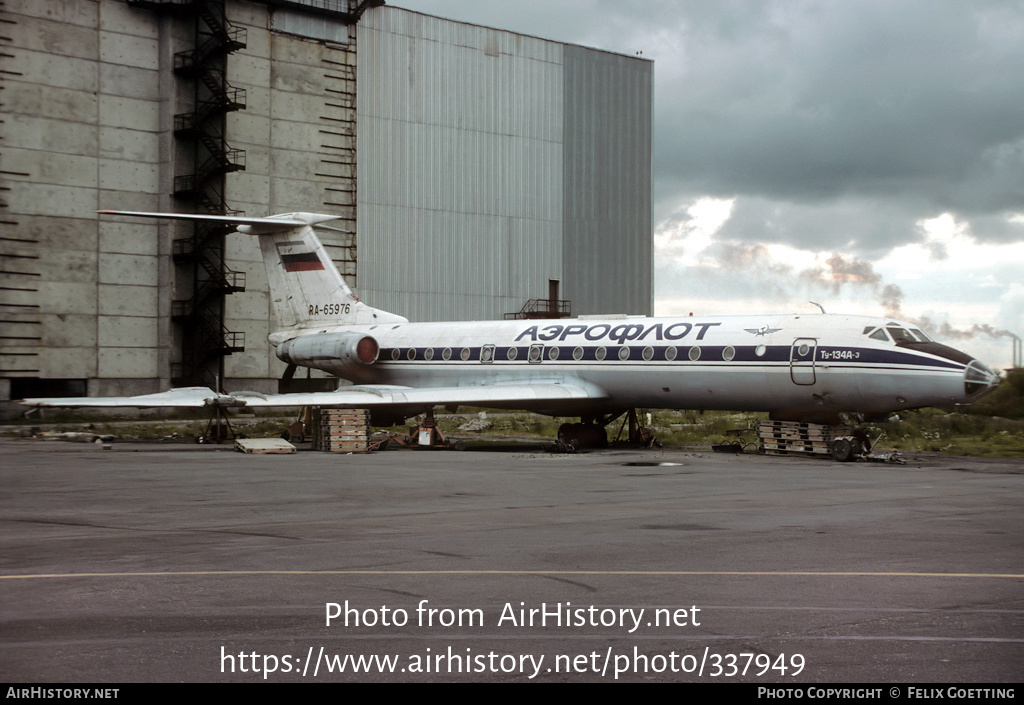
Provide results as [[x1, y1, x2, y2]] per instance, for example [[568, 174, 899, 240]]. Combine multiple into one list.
[[0, 0, 170, 398]]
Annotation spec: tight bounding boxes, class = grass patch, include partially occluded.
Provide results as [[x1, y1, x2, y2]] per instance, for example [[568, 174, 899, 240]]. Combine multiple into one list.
[[2, 415, 296, 442], [391, 408, 1023, 458], [867, 409, 1024, 457]]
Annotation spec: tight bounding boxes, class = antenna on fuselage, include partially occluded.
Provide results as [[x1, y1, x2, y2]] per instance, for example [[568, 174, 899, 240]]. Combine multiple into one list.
[[810, 301, 826, 314]]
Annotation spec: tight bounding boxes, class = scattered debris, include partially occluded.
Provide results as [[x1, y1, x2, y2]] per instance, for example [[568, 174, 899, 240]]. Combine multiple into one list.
[[370, 411, 467, 451], [39, 432, 115, 443], [548, 438, 578, 453], [711, 442, 744, 453], [458, 418, 493, 432], [864, 450, 906, 464]]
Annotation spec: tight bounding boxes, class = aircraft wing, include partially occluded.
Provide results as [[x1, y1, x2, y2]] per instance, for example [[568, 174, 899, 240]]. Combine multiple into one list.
[[20, 381, 608, 410], [231, 381, 606, 408], [20, 387, 237, 408]]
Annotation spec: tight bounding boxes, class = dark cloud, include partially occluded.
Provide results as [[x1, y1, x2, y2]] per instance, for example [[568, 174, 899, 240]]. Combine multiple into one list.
[[651, 1, 1024, 211], [712, 195, 918, 253], [397, 0, 1024, 255]]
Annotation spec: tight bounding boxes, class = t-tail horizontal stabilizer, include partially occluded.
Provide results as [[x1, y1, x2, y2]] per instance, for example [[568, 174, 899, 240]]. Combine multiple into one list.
[[95, 210, 337, 230]]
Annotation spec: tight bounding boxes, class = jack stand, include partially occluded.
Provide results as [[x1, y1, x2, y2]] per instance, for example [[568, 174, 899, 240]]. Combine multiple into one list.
[[627, 409, 660, 447], [198, 405, 237, 444], [610, 409, 661, 448], [414, 411, 444, 447], [281, 406, 312, 443], [410, 410, 466, 450]]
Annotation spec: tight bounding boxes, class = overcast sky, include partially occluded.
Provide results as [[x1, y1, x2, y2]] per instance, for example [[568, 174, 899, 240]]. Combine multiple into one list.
[[394, 0, 1024, 369]]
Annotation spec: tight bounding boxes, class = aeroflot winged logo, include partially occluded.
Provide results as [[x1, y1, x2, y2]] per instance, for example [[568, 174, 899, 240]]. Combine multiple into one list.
[[276, 240, 325, 272], [744, 325, 782, 337]]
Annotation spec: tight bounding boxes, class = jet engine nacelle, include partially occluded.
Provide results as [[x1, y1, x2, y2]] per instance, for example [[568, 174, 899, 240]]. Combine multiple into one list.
[[276, 331, 379, 370]]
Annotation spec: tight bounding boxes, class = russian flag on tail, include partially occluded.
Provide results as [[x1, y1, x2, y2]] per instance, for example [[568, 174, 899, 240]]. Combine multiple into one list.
[[276, 240, 325, 272]]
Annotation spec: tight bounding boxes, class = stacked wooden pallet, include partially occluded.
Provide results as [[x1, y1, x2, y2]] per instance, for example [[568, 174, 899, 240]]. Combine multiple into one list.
[[757, 420, 851, 457], [313, 408, 371, 452]]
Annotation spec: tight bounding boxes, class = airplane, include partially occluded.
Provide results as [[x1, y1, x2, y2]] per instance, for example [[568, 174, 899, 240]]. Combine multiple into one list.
[[21, 210, 1001, 449]]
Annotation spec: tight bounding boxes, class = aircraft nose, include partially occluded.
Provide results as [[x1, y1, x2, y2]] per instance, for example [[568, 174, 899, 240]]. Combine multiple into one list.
[[964, 359, 999, 400]]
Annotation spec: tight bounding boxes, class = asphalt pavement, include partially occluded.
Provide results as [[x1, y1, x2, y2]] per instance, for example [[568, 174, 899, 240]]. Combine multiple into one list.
[[1, 438, 1021, 682]]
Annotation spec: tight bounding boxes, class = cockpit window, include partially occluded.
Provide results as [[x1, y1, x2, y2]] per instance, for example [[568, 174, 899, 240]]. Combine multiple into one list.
[[867, 324, 931, 344], [887, 327, 918, 344]]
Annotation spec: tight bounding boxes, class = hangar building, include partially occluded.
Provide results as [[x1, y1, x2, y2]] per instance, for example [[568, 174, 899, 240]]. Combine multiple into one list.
[[0, 0, 653, 401]]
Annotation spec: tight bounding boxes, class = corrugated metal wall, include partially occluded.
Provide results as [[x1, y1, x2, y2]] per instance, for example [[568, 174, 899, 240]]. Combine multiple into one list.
[[563, 46, 653, 316], [357, 7, 651, 323], [357, 8, 564, 322]]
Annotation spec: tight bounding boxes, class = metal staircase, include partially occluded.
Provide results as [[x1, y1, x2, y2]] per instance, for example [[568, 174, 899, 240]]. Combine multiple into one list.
[[128, 0, 248, 389]]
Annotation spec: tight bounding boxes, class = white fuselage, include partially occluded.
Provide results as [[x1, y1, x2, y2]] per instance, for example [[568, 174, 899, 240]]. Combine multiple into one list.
[[278, 312, 990, 422]]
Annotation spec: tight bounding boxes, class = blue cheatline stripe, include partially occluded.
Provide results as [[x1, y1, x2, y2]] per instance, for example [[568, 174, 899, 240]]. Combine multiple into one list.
[[379, 345, 965, 371]]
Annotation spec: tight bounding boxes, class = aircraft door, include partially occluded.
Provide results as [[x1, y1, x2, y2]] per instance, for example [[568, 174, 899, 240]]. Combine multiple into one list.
[[790, 338, 817, 385]]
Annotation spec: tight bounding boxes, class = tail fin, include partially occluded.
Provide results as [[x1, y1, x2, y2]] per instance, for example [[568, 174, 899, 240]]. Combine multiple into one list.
[[97, 211, 407, 339], [241, 213, 407, 334]]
